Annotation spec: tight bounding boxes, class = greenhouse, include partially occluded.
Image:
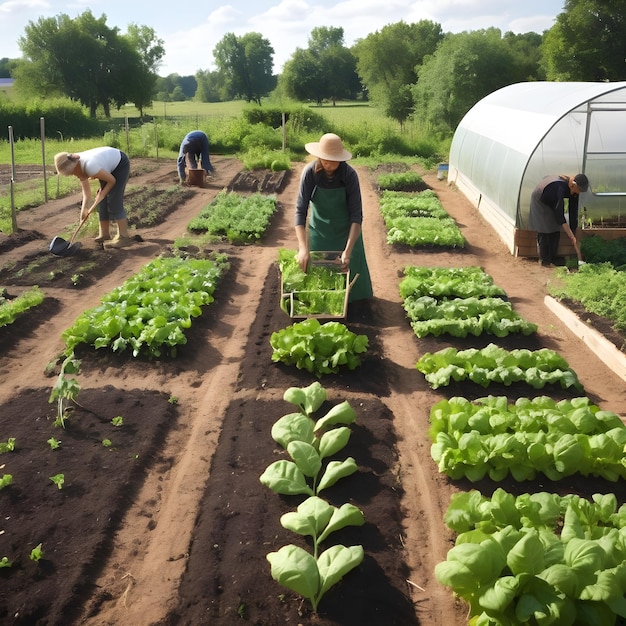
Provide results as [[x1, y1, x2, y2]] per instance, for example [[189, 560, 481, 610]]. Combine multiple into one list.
[[448, 81, 626, 256]]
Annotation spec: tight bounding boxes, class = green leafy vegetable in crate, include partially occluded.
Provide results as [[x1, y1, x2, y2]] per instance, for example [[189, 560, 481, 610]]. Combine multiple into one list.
[[279, 249, 348, 317]]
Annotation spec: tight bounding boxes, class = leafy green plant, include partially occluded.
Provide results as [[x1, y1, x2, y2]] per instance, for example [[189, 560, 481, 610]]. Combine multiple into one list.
[[270, 319, 368, 377], [402, 295, 537, 338], [0, 437, 16, 454], [102, 439, 112, 448], [267, 543, 364, 613], [0, 474, 13, 490], [48, 354, 81, 428], [380, 189, 448, 219], [416, 343, 583, 390], [0, 286, 44, 328], [29, 543, 44, 562], [262, 383, 365, 613], [260, 396, 358, 496], [377, 171, 424, 190], [436, 488, 626, 626], [549, 262, 626, 331], [47, 437, 61, 450], [378, 189, 465, 247], [111, 416, 124, 426], [188, 190, 277, 243], [49, 474, 64, 490], [399, 265, 506, 299], [429, 395, 626, 482], [62, 254, 229, 357], [386, 216, 466, 247], [0, 556, 12, 568], [279, 249, 348, 317]]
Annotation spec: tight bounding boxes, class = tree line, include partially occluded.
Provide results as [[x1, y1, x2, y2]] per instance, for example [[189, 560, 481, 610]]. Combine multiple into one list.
[[2, 0, 625, 134]]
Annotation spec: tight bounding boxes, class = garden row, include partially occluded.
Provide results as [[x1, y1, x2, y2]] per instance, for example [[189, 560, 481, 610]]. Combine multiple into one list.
[[374, 183, 626, 625]]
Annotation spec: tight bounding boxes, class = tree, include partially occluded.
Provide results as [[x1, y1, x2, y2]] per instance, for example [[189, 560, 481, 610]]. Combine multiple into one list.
[[213, 32, 275, 105], [16, 10, 163, 117], [541, 0, 626, 81], [413, 29, 518, 132], [285, 27, 361, 104], [279, 27, 360, 104], [352, 20, 443, 117]]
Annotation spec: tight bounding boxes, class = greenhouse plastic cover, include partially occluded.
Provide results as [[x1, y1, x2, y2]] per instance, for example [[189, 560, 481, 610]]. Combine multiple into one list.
[[449, 81, 626, 229]]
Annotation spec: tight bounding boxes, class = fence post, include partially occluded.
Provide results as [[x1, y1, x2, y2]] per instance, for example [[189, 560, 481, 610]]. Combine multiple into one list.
[[8, 125, 18, 232], [40, 117, 48, 203]]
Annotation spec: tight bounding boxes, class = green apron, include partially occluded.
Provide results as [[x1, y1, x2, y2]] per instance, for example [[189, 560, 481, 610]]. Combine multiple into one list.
[[309, 186, 373, 302]]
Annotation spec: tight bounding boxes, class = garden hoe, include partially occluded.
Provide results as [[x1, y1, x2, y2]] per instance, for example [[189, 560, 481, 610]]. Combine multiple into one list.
[[49, 211, 91, 257]]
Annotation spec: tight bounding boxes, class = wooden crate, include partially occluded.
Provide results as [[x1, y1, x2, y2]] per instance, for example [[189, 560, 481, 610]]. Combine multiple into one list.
[[514, 228, 577, 258], [280, 251, 355, 320]]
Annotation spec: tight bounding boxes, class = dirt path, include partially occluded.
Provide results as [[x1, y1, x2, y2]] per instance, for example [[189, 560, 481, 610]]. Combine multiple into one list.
[[1, 156, 624, 626]]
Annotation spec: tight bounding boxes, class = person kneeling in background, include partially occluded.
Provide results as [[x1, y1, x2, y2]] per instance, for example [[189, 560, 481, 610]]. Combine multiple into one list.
[[177, 130, 215, 183]]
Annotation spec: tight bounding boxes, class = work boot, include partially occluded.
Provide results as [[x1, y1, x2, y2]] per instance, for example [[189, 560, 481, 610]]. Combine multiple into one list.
[[105, 235, 135, 249]]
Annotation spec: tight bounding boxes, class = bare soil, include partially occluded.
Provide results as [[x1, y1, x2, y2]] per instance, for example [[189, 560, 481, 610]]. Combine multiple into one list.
[[0, 156, 625, 626]]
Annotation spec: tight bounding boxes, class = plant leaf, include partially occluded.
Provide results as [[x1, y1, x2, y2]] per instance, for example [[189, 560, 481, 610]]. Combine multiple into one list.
[[316, 544, 364, 602], [318, 427, 351, 460], [267, 544, 319, 606], [314, 401, 356, 432], [259, 460, 314, 496], [316, 458, 359, 493], [280, 496, 334, 538], [317, 503, 365, 543], [287, 441, 322, 477], [271, 413, 315, 449]]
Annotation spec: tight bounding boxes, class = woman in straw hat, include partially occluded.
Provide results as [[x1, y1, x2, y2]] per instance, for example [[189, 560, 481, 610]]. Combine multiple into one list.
[[295, 133, 373, 302], [54, 146, 135, 248]]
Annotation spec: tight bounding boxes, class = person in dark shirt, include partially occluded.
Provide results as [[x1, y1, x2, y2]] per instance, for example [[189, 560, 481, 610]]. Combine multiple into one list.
[[295, 133, 373, 302], [529, 173, 589, 266], [177, 130, 215, 183]]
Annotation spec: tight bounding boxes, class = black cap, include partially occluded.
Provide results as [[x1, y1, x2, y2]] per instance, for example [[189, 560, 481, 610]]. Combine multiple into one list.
[[574, 173, 589, 192]]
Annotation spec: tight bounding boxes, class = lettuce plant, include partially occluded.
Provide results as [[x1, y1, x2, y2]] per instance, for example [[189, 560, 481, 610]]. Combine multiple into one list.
[[429, 395, 626, 482], [416, 343, 583, 390], [437, 489, 626, 625], [270, 319, 368, 377]]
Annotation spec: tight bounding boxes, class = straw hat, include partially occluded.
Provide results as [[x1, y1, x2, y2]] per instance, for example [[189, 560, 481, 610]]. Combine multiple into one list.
[[305, 133, 352, 161], [54, 152, 79, 176]]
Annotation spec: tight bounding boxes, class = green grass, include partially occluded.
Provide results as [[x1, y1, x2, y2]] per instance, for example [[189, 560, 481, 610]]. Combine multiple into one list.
[[0, 98, 448, 233]]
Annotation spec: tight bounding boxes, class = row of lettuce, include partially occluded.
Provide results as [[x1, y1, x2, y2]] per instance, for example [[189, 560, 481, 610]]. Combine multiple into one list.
[[379, 189, 626, 626]]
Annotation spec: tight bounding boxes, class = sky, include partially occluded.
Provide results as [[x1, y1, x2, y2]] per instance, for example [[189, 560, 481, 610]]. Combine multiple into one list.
[[0, 0, 566, 76]]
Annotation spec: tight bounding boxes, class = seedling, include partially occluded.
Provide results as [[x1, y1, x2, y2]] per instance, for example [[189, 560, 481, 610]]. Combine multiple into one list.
[[47, 437, 61, 450], [102, 439, 112, 448], [111, 416, 124, 426], [0, 474, 13, 490], [30, 543, 44, 562], [49, 354, 81, 428], [168, 396, 179, 405], [0, 438, 16, 454], [49, 473, 64, 490], [0, 556, 12, 568]]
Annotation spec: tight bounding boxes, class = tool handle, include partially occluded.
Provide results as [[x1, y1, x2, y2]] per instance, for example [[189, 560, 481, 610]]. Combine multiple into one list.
[[68, 211, 91, 245]]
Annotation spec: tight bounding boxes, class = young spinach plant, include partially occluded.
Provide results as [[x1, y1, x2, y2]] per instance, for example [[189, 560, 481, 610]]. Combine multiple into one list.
[[261, 382, 365, 613]]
